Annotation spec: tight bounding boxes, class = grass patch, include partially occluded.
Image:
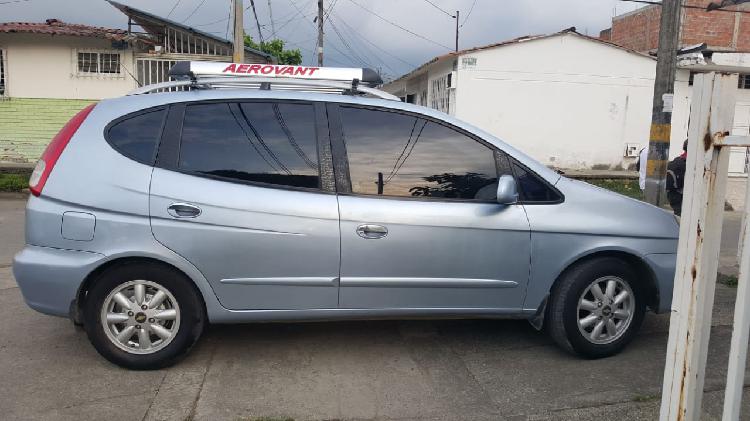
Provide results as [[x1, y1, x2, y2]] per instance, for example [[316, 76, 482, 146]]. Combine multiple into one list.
[[585, 178, 643, 201], [718, 273, 739, 288], [632, 393, 659, 402], [0, 173, 29, 192]]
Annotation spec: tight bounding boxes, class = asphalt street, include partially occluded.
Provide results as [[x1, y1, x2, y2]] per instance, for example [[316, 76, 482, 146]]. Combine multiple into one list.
[[0, 194, 748, 420]]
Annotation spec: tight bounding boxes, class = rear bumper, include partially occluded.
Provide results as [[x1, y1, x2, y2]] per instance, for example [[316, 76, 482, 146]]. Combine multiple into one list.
[[13, 245, 104, 317], [645, 253, 677, 314]]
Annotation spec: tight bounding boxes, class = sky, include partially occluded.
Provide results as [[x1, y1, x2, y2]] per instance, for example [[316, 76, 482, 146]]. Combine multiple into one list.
[[0, 0, 645, 80]]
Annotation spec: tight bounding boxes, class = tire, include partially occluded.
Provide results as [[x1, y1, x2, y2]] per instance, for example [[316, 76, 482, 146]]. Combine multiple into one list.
[[547, 257, 646, 359], [83, 262, 205, 370]]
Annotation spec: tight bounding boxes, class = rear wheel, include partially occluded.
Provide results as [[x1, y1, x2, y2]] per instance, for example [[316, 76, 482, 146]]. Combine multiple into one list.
[[547, 257, 645, 358], [83, 262, 205, 369]]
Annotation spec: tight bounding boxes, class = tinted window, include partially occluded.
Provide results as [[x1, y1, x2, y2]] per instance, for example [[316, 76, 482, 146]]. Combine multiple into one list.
[[108, 109, 166, 164], [341, 107, 498, 200], [179, 102, 319, 189], [512, 161, 562, 202]]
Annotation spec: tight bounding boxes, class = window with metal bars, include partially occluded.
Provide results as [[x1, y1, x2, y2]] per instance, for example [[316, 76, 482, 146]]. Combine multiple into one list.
[[76, 51, 121, 75], [739, 75, 750, 90]]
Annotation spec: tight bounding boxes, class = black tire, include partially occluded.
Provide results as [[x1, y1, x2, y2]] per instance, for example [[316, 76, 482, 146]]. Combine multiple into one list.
[[83, 261, 205, 370], [547, 257, 646, 358]]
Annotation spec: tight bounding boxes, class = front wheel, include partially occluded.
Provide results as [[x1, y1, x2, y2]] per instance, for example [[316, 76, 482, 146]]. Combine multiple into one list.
[[547, 257, 646, 358], [83, 262, 205, 369]]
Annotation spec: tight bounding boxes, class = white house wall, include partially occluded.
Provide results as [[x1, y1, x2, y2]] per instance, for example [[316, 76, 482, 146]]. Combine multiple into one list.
[[0, 33, 137, 100], [454, 34, 661, 169]]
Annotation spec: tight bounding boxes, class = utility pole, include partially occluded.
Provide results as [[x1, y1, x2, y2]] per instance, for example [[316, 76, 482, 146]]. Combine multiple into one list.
[[644, 0, 683, 205], [267, 0, 276, 39], [232, 0, 244, 63], [317, 0, 324, 66], [454, 10, 459, 51]]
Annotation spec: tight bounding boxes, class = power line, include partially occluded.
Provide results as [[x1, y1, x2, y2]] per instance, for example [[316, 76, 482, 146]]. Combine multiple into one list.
[[193, 16, 230, 27], [0, 0, 32, 5], [248, 0, 265, 44], [460, 0, 477, 28], [225, 0, 232, 38], [419, 0, 454, 17], [166, 0, 182, 18], [328, 18, 373, 67], [331, 14, 400, 74], [333, 11, 418, 68], [182, 0, 208, 23], [345, 0, 453, 50]]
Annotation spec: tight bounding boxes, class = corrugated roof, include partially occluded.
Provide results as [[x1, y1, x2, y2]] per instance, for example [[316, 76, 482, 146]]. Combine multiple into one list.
[[387, 28, 655, 85], [106, 0, 273, 61], [0, 19, 133, 41]]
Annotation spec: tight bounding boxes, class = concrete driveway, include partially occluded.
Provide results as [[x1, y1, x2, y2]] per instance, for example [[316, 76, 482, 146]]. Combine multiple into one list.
[[1, 195, 749, 421]]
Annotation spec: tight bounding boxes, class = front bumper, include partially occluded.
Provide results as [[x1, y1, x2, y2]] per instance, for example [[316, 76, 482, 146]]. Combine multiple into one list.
[[13, 245, 104, 317], [644, 253, 677, 314]]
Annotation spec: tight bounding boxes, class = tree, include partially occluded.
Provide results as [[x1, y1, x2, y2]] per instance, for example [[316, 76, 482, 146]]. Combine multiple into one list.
[[244, 36, 302, 65]]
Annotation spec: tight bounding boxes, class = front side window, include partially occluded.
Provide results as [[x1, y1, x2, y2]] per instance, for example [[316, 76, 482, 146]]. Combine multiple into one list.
[[340, 106, 498, 201], [107, 108, 166, 164], [512, 161, 562, 203], [179, 102, 320, 189]]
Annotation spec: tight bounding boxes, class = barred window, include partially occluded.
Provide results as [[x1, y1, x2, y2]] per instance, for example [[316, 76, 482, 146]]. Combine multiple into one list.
[[430, 74, 451, 114], [0, 49, 5, 96], [739, 75, 750, 90], [99, 53, 120, 74], [77, 51, 121, 75]]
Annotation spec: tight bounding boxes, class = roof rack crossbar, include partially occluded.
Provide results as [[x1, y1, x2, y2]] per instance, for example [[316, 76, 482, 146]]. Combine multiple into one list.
[[127, 77, 400, 101]]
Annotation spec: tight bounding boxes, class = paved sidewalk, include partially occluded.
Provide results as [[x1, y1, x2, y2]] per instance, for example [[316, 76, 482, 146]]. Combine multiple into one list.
[[1, 197, 748, 420]]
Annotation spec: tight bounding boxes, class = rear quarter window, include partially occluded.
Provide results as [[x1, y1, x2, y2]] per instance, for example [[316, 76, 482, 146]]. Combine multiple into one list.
[[106, 108, 167, 165]]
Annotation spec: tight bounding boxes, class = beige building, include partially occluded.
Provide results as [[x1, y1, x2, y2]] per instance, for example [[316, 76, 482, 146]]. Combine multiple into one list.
[[0, 1, 273, 164]]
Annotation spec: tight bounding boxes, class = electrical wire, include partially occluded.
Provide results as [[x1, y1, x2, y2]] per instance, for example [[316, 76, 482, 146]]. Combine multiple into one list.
[[420, 0, 454, 17], [225, 0, 232, 38], [193, 16, 230, 27], [331, 14, 400, 74], [248, 0, 265, 44], [182, 0, 208, 23], [333, 12, 417, 68], [345, 0, 453, 50], [328, 18, 373, 67], [166, 0, 182, 18], [460, 0, 477, 28]]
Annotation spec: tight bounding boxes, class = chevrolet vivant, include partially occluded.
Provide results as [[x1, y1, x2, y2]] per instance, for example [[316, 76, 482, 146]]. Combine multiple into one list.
[[13, 62, 678, 369]]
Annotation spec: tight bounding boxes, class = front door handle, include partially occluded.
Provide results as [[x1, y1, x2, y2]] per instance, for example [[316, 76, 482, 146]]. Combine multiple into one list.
[[356, 224, 388, 239], [167, 203, 202, 218]]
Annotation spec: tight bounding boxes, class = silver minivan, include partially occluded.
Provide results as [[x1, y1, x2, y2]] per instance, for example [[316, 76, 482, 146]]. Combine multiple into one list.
[[13, 63, 678, 369]]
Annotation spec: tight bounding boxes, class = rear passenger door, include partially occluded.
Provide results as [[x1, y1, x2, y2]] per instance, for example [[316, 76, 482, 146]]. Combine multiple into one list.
[[149, 100, 340, 310]]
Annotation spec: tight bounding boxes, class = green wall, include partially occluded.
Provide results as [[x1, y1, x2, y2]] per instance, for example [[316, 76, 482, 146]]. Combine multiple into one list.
[[0, 98, 94, 164]]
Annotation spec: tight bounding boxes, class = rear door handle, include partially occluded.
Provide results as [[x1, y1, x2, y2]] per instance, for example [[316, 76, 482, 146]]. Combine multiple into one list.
[[167, 203, 202, 218], [356, 224, 388, 239]]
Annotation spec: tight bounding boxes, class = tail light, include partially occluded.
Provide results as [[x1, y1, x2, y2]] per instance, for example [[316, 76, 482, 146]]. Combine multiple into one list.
[[29, 103, 96, 197]]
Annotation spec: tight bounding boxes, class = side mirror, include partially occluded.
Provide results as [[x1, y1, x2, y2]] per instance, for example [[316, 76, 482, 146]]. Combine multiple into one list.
[[496, 175, 519, 205]]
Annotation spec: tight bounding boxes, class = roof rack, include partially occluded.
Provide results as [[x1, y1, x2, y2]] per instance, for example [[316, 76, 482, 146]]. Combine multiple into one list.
[[127, 61, 400, 101]]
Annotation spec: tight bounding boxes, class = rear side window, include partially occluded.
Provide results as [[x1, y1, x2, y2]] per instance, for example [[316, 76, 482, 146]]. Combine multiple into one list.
[[178, 102, 319, 189], [107, 108, 166, 164]]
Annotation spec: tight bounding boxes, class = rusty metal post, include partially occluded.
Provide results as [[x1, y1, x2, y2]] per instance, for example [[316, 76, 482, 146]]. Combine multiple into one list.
[[659, 72, 738, 421]]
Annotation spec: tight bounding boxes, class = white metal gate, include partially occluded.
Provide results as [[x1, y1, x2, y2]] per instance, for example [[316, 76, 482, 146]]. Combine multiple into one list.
[[660, 72, 750, 421]]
